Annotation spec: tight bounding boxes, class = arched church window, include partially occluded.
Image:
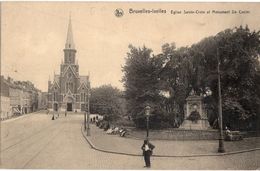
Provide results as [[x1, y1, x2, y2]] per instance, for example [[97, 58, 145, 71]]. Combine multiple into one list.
[[81, 92, 86, 102], [66, 82, 69, 92], [70, 82, 73, 92], [53, 92, 58, 101]]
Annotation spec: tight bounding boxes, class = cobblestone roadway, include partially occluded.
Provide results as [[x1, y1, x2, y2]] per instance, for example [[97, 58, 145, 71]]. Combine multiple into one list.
[[0, 113, 259, 169]]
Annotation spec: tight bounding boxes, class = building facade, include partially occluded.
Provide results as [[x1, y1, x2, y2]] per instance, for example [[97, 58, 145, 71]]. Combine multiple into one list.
[[47, 18, 90, 112], [0, 76, 41, 120], [0, 76, 11, 119], [38, 92, 48, 110]]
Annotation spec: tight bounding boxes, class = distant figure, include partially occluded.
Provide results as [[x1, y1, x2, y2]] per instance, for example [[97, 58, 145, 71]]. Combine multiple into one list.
[[52, 114, 55, 120], [225, 126, 231, 134], [65, 111, 67, 117], [141, 139, 155, 168]]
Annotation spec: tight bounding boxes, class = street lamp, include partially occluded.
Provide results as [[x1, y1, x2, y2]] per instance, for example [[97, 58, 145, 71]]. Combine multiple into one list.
[[217, 48, 225, 153], [145, 105, 151, 138]]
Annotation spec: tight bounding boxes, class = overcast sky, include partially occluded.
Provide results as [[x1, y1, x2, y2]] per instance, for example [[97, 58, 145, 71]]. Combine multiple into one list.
[[2, 2, 260, 91]]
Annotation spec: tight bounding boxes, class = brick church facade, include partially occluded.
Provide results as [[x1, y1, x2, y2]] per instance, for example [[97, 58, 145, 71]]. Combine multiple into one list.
[[48, 18, 90, 112]]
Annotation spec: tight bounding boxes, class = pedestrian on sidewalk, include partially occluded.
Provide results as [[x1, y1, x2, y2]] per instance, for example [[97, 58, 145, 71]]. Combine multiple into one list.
[[141, 139, 155, 168]]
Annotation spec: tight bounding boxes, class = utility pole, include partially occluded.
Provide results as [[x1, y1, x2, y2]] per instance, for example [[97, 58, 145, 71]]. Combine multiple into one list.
[[86, 72, 91, 136], [84, 107, 86, 131], [145, 106, 151, 139], [217, 48, 225, 153], [86, 90, 90, 136]]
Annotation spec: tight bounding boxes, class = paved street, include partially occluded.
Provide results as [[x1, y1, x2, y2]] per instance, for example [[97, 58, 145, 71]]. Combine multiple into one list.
[[0, 113, 259, 169]]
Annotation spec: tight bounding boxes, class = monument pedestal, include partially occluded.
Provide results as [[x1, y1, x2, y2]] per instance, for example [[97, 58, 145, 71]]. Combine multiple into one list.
[[180, 90, 211, 130], [180, 119, 210, 130]]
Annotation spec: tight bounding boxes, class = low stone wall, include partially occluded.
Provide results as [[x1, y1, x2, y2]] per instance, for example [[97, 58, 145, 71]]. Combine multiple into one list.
[[241, 131, 260, 138], [180, 119, 210, 130], [127, 128, 220, 140]]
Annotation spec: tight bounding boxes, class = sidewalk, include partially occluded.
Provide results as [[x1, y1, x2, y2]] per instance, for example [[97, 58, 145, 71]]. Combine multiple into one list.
[[82, 124, 260, 157], [1, 113, 34, 123], [1, 110, 48, 123]]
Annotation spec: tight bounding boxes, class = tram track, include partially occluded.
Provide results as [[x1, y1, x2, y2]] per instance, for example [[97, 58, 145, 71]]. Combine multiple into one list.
[[1, 114, 54, 144], [21, 124, 65, 169], [1, 121, 62, 161], [0, 115, 88, 169], [1, 118, 66, 169], [1, 121, 57, 152]]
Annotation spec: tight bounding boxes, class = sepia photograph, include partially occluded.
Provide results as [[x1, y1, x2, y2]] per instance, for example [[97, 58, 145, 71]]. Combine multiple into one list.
[[0, 2, 259, 170]]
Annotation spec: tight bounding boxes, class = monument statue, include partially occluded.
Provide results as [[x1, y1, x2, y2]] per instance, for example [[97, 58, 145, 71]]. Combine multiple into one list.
[[180, 89, 210, 130]]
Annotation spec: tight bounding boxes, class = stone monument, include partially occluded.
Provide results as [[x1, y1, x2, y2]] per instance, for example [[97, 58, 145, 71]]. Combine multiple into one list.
[[180, 89, 210, 130]]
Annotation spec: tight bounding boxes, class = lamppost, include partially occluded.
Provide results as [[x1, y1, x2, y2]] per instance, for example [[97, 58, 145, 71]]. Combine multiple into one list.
[[145, 105, 151, 138], [217, 48, 225, 153]]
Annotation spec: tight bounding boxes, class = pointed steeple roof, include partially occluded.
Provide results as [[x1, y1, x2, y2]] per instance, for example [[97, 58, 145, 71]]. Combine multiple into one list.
[[65, 15, 75, 49]]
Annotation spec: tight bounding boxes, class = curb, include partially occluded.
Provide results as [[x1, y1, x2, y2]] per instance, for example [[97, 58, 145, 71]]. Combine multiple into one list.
[[81, 125, 260, 158], [1, 113, 33, 123], [81, 125, 141, 157]]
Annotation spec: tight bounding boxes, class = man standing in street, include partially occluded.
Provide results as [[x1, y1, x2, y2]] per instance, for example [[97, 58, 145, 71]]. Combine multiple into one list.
[[141, 139, 155, 168]]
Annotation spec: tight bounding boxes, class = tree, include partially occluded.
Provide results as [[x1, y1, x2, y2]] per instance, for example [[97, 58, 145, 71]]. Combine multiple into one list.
[[159, 44, 193, 123], [90, 85, 125, 122], [189, 26, 260, 130], [122, 45, 167, 128], [122, 26, 260, 131]]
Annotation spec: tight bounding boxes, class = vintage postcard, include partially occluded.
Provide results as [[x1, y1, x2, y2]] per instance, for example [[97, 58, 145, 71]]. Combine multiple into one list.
[[0, 2, 259, 170]]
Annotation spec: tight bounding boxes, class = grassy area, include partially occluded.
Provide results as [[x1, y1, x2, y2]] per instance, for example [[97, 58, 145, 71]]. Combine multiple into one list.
[[110, 117, 135, 128]]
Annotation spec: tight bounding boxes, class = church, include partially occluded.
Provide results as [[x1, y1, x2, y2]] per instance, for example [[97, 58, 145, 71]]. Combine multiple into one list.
[[47, 17, 90, 112]]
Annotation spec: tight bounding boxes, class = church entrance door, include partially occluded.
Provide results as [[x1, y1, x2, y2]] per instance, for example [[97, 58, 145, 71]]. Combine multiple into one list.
[[54, 103, 58, 111], [67, 103, 72, 111], [81, 104, 86, 112]]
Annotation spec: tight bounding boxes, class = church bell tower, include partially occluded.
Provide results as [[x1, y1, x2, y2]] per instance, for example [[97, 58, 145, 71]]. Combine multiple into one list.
[[64, 16, 76, 64]]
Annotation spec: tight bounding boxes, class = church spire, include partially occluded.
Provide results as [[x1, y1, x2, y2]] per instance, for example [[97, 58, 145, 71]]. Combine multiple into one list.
[[65, 15, 75, 49]]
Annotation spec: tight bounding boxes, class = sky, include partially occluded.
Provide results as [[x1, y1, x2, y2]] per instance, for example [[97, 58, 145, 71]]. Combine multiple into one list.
[[1, 2, 260, 92]]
